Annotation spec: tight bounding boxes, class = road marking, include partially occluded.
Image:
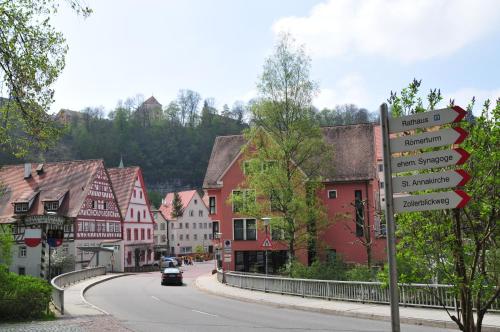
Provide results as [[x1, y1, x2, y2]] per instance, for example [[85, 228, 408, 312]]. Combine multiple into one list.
[[151, 296, 160, 301], [191, 309, 217, 317]]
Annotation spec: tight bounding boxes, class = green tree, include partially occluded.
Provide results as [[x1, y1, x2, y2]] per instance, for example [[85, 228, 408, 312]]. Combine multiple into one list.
[[0, 0, 91, 156], [171, 192, 184, 218], [387, 80, 500, 332], [233, 34, 332, 263], [0, 225, 13, 267]]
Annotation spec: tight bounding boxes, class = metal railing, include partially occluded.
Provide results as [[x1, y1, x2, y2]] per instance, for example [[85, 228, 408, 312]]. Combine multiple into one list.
[[51, 266, 106, 314], [219, 270, 500, 312]]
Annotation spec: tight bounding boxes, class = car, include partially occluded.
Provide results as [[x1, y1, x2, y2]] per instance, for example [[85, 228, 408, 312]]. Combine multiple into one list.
[[161, 267, 183, 286], [153, 257, 178, 269]]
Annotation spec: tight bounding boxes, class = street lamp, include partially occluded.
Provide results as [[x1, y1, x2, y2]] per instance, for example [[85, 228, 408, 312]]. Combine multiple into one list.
[[262, 217, 271, 276]]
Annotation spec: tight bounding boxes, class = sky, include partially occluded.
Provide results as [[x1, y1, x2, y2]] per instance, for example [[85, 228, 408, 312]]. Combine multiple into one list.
[[50, 0, 500, 115]]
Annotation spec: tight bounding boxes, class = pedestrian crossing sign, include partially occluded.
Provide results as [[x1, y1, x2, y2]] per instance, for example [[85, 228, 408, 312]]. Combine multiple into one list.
[[261, 237, 272, 248]]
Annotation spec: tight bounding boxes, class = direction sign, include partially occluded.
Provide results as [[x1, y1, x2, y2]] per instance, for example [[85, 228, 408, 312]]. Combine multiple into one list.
[[391, 148, 470, 173], [261, 237, 272, 248], [393, 190, 470, 213], [390, 127, 468, 153], [389, 106, 466, 133], [224, 253, 231, 263], [392, 169, 470, 193]]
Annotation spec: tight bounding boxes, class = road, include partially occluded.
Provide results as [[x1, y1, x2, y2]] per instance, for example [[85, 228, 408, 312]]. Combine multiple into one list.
[[86, 262, 450, 332]]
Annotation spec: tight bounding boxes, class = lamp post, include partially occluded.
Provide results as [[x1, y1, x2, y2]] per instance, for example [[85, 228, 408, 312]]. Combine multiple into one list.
[[262, 217, 271, 276]]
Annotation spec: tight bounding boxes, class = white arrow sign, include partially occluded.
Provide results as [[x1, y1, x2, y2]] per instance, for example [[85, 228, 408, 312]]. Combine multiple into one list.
[[394, 190, 470, 213], [390, 127, 468, 153], [392, 170, 470, 193], [389, 106, 466, 133], [391, 148, 470, 173]]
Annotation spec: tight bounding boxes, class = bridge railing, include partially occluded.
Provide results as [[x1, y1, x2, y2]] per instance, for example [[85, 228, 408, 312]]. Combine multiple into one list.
[[218, 270, 499, 312], [51, 266, 106, 315]]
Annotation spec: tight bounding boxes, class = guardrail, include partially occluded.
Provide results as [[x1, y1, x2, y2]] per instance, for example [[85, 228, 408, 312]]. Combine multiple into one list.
[[219, 270, 499, 312], [51, 266, 106, 315]]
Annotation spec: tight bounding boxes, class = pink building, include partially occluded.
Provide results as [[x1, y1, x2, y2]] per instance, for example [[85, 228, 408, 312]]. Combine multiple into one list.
[[203, 124, 387, 272], [108, 167, 155, 270]]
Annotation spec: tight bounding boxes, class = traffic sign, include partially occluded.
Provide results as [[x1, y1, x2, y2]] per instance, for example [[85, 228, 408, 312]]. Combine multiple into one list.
[[390, 127, 468, 153], [261, 237, 272, 248], [224, 253, 231, 263], [391, 148, 470, 173], [389, 106, 466, 133], [393, 190, 471, 213], [223, 239, 232, 253], [392, 170, 470, 193], [24, 228, 41, 247]]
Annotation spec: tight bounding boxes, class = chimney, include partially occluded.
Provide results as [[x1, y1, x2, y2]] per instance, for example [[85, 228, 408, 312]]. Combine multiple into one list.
[[161, 199, 165, 205], [24, 163, 32, 179], [36, 163, 44, 175]]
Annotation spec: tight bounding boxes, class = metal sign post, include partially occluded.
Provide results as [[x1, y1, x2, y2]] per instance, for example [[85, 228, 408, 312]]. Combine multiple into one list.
[[380, 103, 400, 332]]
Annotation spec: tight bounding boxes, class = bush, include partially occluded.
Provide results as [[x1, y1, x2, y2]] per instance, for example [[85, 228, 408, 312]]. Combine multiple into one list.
[[345, 265, 376, 281], [0, 265, 52, 321], [283, 256, 348, 280]]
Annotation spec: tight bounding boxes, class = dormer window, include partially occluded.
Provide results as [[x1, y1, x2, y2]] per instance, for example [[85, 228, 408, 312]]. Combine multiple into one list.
[[44, 201, 59, 212], [14, 203, 29, 213]]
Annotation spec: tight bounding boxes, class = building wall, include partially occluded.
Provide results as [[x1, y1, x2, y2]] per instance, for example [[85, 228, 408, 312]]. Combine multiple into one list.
[[152, 211, 169, 257], [169, 192, 213, 255], [122, 174, 155, 267]]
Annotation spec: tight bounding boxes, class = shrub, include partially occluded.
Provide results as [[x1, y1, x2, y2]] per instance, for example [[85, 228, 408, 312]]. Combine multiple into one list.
[[0, 266, 52, 321], [345, 265, 376, 281], [282, 256, 348, 280]]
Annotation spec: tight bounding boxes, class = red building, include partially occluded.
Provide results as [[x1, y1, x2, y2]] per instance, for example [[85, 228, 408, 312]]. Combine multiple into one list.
[[203, 124, 386, 272]]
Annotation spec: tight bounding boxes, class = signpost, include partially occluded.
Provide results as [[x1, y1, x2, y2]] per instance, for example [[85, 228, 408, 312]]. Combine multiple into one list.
[[391, 148, 470, 173], [390, 127, 468, 153], [261, 237, 272, 248], [380, 103, 471, 332], [392, 169, 470, 193]]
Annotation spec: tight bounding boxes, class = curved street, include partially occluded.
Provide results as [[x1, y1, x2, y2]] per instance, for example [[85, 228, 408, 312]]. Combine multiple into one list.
[[85, 262, 449, 332]]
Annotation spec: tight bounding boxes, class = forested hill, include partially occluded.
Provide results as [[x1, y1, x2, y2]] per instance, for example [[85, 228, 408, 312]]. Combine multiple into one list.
[[0, 104, 247, 203]]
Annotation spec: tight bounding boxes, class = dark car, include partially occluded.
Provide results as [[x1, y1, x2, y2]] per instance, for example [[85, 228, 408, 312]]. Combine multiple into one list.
[[161, 268, 183, 286]]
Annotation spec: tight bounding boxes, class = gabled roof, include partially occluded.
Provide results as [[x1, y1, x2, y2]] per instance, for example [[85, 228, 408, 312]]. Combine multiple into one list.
[[159, 190, 197, 220], [0, 160, 103, 223], [142, 96, 161, 107], [203, 123, 377, 189], [107, 166, 140, 218]]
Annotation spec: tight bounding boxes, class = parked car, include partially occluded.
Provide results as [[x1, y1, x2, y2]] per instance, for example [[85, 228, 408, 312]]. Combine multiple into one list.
[[154, 257, 178, 269], [161, 267, 183, 286]]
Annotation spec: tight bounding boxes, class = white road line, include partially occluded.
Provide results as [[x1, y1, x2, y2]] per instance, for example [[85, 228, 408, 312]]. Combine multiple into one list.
[[151, 296, 160, 301], [191, 309, 218, 317]]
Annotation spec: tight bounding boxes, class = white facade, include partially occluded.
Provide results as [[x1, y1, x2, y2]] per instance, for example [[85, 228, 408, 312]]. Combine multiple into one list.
[[122, 176, 155, 267], [152, 210, 169, 257], [169, 192, 213, 255]]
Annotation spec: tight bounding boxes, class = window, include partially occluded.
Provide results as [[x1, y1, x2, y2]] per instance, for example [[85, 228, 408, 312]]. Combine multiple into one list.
[[160, 223, 165, 230], [180, 234, 183, 240], [92, 200, 96, 209], [147, 229, 151, 239], [18, 267, 26, 275], [103, 202, 107, 210], [212, 221, 219, 238], [194, 234, 198, 240], [204, 234, 207, 240], [130, 208, 133, 218], [141, 229, 145, 240], [199, 222, 202, 228], [233, 219, 256, 240], [263, 160, 278, 171], [204, 223, 207, 229], [208, 234, 212, 240], [127, 229, 131, 240], [380, 181, 385, 189], [181, 247, 192, 254], [209, 222, 212, 229], [140, 191, 142, 199], [328, 190, 337, 199], [209, 197, 216, 215], [137, 211, 141, 222], [232, 190, 255, 213], [19, 246, 27, 257], [378, 164, 384, 172], [199, 210, 203, 217], [143, 210, 146, 218], [186, 234, 190, 240], [355, 190, 364, 237], [194, 199, 198, 204], [14, 203, 29, 213], [189, 210, 194, 217], [133, 190, 136, 198], [185, 223, 189, 229], [134, 229, 138, 240], [44, 201, 59, 211]]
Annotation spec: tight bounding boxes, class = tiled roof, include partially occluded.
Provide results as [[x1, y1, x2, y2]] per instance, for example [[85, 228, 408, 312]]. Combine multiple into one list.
[[159, 190, 197, 220], [107, 167, 139, 218], [202, 135, 247, 188], [203, 124, 378, 188], [142, 96, 161, 106], [0, 160, 102, 223]]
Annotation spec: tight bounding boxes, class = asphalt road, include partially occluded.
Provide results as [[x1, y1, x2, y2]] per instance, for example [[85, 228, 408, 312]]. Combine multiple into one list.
[[86, 262, 450, 332]]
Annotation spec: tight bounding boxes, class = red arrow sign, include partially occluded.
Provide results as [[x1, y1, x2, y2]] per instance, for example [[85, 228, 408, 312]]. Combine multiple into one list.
[[391, 148, 470, 173], [389, 105, 467, 133], [392, 169, 471, 193], [390, 127, 469, 153], [394, 190, 471, 213]]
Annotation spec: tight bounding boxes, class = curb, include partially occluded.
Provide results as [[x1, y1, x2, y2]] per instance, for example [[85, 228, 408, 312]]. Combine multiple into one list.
[[194, 276, 500, 332], [80, 273, 135, 315]]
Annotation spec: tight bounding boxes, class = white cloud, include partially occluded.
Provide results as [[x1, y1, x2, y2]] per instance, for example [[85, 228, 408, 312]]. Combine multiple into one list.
[[314, 74, 370, 109], [443, 87, 500, 114], [273, 0, 500, 63]]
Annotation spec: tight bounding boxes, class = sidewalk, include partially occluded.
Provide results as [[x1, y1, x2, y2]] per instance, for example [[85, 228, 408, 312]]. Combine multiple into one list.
[[63, 273, 130, 316], [195, 273, 500, 331]]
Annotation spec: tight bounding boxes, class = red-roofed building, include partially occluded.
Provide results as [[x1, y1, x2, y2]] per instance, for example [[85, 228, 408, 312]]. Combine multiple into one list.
[[0, 160, 123, 277], [108, 167, 155, 270], [159, 190, 213, 256], [203, 124, 387, 272]]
